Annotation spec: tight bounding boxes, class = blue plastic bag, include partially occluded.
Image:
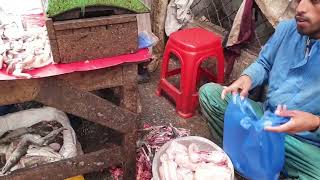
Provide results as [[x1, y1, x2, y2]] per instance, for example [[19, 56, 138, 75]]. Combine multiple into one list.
[[138, 31, 159, 49], [223, 94, 288, 180]]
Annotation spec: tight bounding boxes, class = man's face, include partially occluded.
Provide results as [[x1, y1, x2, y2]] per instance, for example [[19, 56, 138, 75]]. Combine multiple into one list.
[[294, 0, 320, 39]]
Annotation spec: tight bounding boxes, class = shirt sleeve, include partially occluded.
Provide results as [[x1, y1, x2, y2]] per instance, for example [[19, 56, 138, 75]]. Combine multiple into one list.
[[241, 20, 292, 89], [312, 122, 320, 142], [314, 127, 320, 137]]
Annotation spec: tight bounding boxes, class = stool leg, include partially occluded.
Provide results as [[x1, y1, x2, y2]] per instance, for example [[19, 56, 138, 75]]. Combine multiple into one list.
[[156, 44, 171, 96], [176, 55, 198, 118], [196, 68, 202, 85], [216, 47, 225, 84]]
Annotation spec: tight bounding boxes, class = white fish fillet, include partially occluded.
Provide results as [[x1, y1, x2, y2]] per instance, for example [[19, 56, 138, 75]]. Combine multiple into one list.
[[0, 9, 53, 78], [158, 141, 232, 180], [195, 163, 231, 180]]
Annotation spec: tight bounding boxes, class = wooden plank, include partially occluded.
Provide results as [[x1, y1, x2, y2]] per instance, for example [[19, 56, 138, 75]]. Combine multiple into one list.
[[137, 13, 152, 33], [45, 18, 56, 40], [0, 80, 40, 106], [0, 66, 123, 106], [55, 21, 138, 63], [54, 14, 137, 31], [51, 13, 138, 63], [137, 0, 153, 59], [35, 77, 137, 133], [120, 64, 138, 113], [48, 39, 61, 63], [58, 67, 123, 92], [137, 0, 152, 33], [149, 0, 169, 72], [3, 145, 123, 180], [122, 128, 137, 180], [45, 18, 61, 63], [151, 0, 168, 52]]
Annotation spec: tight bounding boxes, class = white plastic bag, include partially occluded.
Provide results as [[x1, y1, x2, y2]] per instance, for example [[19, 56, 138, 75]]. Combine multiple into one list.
[[0, 107, 78, 158], [165, 0, 194, 36]]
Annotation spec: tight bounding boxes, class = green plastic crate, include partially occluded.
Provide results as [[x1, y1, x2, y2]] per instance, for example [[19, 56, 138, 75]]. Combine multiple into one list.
[[43, 0, 150, 17]]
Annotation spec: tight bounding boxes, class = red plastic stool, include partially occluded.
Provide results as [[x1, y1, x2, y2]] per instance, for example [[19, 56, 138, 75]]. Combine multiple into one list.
[[156, 28, 224, 118]]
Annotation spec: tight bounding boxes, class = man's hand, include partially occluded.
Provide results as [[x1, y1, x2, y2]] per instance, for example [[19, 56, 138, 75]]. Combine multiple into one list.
[[265, 105, 320, 133], [221, 75, 252, 99]]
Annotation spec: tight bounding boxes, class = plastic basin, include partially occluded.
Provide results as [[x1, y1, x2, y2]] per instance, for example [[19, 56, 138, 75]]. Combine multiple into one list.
[[152, 136, 234, 180]]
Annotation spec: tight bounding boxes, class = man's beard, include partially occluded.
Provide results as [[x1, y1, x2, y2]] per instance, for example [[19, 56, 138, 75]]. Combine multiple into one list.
[[297, 26, 320, 39], [296, 14, 320, 39]]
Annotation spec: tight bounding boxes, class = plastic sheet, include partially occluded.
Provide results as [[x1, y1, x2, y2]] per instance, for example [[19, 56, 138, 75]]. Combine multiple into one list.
[[223, 94, 288, 180], [0, 49, 150, 80]]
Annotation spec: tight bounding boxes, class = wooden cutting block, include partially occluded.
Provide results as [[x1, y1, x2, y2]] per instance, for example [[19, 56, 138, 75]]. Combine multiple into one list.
[[46, 14, 138, 63]]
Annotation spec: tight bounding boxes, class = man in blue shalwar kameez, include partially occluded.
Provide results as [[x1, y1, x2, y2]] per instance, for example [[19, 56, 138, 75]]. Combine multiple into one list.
[[199, 0, 320, 179]]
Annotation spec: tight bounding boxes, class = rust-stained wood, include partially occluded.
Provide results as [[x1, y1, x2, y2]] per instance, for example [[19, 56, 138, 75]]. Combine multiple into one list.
[[48, 39, 61, 63], [122, 128, 137, 179], [120, 84, 139, 113], [122, 64, 138, 84], [0, 64, 138, 113], [58, 67, 123, 92], [53, 14, 137, 31], [46, 18, 61, 63], [0, 67, 123, 106], [120, 64, 138, 113], [4, 145, 123, 180], [120, 61, 138, 177], [46, 14, 139, 64], [0, 63, 139, 179], [45, 18, 56, 40], [0, 80, 40, 106], [35, 77, 136, 133], [47, 14, 138, 63], [149, 0, 169, 72], [55, 20, 138, 63]]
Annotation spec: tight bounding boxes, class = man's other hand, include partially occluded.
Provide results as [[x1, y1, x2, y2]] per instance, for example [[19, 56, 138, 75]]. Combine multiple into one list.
[[265, 105, 320, 133], [221, 75, 252, 100]]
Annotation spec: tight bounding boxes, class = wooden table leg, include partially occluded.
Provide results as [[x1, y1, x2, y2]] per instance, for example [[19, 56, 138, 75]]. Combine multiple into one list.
[[122, 124, 137, 180], [120, 64, 139, 179], [120, 64, 139, 113]]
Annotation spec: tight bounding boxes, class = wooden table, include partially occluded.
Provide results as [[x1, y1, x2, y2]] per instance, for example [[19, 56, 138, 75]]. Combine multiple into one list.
[[0, 62, 141, 180]]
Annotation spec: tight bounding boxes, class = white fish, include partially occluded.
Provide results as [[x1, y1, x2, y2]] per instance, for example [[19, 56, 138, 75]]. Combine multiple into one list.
[[0, 10, 53, 78], [176, 167, 193, 180], [0, 144, 8, 154], [188, 143, 201, 163], [175, 153, 198, 171], [195, 163, 231, 180], [166, 141, 188, 160], [26, 145, 63, 159], [158, 142, 231, 180]]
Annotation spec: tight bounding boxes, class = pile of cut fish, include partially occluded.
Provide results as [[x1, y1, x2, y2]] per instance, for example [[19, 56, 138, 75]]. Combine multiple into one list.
[[158, 141, 232, 180], [0, 8, 53, 78], [136, 124, 190, 180], [0, 121, 65, 175]]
